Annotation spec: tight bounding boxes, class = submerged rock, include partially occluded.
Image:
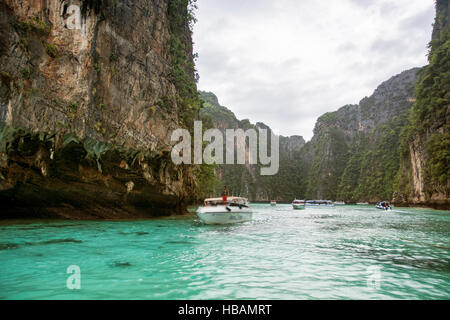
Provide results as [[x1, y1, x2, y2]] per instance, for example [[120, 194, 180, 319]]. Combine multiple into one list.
[[110, 261, 132, 268]]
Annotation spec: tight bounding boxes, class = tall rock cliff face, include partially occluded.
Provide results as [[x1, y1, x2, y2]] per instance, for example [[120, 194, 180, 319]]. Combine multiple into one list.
[[304, 68, 419, 202], [432, 0, 450, 41], [199, 91, 307, 202], [395, 0, 449, 209], [0, 0, 199, 218], [201, 69, 420, 204]]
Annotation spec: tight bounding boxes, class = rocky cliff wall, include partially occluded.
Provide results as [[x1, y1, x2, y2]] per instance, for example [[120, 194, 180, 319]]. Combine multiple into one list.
[[0, 0, 198, 218], [199, 91, 307, 202], [305, 68, 419, 202], [394, 0, 450, 209]]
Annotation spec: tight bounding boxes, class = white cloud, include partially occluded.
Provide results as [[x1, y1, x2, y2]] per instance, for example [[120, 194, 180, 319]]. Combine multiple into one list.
[[193, 0, 435, 140]]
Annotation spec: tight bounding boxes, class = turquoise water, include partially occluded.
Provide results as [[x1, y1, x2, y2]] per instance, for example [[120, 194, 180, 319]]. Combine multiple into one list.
[[0, 204, 449, 300]]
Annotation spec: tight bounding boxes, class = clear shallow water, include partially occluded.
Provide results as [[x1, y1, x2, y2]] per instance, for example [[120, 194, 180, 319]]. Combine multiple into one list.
[[0, 205, 449, 300]]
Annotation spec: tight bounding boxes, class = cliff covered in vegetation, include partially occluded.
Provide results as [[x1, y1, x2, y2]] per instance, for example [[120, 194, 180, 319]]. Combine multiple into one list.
[[394, 0, 450, 209], [0, 0, 205, 218], [304, 68, 419, 203], [199, 2, 449, 208], [202, 67, 420, 205], [200, 91, 308, 202]]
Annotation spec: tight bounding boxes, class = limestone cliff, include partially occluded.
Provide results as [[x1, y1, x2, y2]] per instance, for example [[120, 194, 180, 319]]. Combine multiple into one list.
[[0, 0, 199, 218], [304, 68, 419, 202], [394, 0, 449, 209], [199, 91, 307, 202]]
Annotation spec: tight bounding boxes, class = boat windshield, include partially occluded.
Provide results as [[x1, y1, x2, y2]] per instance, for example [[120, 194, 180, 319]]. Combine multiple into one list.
[[204, 197, 248, 206]]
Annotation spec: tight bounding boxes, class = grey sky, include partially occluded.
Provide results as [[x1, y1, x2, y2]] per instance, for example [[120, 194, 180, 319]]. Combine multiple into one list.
[[192, 0, 435, 140]]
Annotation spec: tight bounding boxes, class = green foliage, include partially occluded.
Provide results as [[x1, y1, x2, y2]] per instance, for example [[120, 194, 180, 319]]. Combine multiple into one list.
[[399, 21, 450, 193], [109, 52, 118, 62], [19, 38, 28, 52], [94, 122, 106, 135], [200, 91, 310, 200], [20, 68, 30, 79], [318, 111, 339, 124], [0, 125, 54, 155], [167, 1, 217, 200], [193, 163, 220, 200], [44, 42, 58, 58], [425, 132, 450, 184], [337, 135, 367, 202], [67, 101, 78, 119], [168, 0, 202, 129], [12, 17, 51, 34], [357, 122, 404, 201], [156, 96, 172, 111], [68, 101, 78, 112], [83, 137, 110, 172], [411, 32, 450, 134], [94, 63, 101, 73], [306, 128, 349, 200], [199, 91, 238, 127], [336, 117, 406, 202]]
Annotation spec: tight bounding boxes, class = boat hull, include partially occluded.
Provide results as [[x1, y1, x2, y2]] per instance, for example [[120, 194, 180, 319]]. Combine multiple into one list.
[[305, 204, 335, 207], [375, 205, 392, 211], [196, 206, 252, 225], [293, 204, 305, 210]]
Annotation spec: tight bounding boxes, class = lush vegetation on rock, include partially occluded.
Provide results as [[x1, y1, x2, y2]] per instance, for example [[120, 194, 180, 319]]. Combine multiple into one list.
[[168, 2, 218, 201], [305, 128, 349, 200], [199, 91, 309, 202], [168, 0, 202, 129], [397, 1, 450, 201]]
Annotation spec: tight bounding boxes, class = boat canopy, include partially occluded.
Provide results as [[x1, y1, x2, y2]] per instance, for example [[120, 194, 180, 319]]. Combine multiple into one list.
[[204, 197, 248, 205]]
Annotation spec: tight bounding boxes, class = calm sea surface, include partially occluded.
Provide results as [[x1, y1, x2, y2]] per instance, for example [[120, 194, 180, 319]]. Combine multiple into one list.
[[0, 204, 449, 299]]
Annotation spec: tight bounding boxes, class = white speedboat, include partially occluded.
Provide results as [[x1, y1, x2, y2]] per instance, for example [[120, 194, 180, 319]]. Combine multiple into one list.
[[292, 200, 306, 210], [334, 201, 346, 205], [375, 201, 392, 211], [305, 200, 334, 207], [196, 197, 252, 225], [270, 200, 277, 206]]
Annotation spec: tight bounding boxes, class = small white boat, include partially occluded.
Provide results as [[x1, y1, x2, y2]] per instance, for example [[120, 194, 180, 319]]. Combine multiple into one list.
[[196, 197, 252, 225], [375, 201, 392, 211], [357, 202, 369, 205], [306, 200, 334, 207], [270, 200, 277, 206], [292, 200, 306, 210], [334, 201, 346, 205]]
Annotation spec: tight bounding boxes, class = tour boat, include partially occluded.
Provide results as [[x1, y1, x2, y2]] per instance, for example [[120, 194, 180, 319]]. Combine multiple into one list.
[[270, 200, 277, 206], [375, 201, 392, 211], [196, 197, 252, 225], [305, 200, 335, 207], [292, 200, 306, 210]]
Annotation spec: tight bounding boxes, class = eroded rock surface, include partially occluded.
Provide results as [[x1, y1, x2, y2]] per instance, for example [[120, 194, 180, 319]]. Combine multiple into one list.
[[0, 0, 197, 218]]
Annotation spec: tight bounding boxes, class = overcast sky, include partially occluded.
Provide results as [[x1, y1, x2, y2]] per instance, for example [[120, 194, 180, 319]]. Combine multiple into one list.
[[192, 0, 435, 140]]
